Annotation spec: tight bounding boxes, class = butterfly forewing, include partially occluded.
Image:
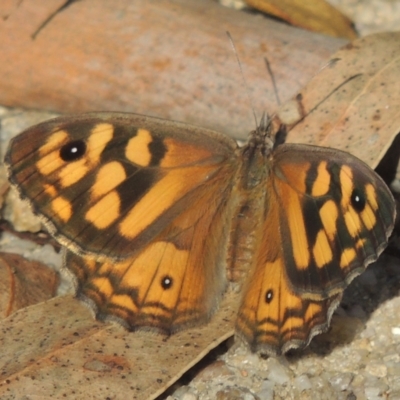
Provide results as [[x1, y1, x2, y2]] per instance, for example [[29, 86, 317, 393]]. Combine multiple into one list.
[[272, 144, 395, 297], [6, 113, 238, 260]]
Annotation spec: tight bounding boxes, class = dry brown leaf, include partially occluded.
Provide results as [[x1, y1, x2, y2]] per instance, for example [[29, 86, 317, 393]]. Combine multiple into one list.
[[0, 0, 345, 139], [274, 32, 400, 169], [245, 0, 357, 40], [0, 292, 239, 400], [0, 252, 58, 318]]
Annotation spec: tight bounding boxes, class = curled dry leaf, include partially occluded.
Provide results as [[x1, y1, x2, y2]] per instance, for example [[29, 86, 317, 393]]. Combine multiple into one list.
[[274, 32, 400, 169], [0, 292, 239, 400], [0, 252, 58, 318], [244, 0, 357, 40]]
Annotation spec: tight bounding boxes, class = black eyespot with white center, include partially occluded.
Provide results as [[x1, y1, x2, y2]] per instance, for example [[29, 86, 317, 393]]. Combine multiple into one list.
[[265, 289, 274, 304], [351, 187, 366, 212], [60, 140, 87, 162], [161, 275, 173, 290]]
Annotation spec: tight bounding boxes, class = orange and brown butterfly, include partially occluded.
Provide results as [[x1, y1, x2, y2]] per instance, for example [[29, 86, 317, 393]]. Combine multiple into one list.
[[5, 111, 396, 355]]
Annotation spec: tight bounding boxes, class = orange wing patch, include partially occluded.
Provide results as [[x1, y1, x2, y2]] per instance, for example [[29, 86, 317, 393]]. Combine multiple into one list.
[[125, 129, 153, 166]]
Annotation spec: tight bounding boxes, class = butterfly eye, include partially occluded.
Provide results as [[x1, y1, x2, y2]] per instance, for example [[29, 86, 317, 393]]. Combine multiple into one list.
[[60, 140, 87, 162], [161, 275, 173, 290], [350, 188, 366, 212], [265, 289, 274, 304]]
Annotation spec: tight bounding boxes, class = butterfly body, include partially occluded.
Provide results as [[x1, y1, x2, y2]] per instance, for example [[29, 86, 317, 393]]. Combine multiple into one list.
[[5, 112, 395, 355], [225, 124, 273, 282]]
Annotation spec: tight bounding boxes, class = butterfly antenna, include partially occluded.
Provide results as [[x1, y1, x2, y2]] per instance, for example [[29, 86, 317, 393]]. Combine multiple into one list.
[[264, 57, 287, 146], [264, 57, 281, 106], [226, 31, 259, 129]]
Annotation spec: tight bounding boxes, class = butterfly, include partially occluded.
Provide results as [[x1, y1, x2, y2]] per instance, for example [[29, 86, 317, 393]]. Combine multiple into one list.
[[5, 111, 396, 355]]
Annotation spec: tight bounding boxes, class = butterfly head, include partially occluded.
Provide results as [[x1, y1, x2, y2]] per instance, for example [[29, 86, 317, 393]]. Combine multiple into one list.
[[242, 113, 286, 161]]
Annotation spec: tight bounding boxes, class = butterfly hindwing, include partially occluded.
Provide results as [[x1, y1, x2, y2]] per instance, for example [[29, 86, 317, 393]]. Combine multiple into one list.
[[235, 187, 343, 354]]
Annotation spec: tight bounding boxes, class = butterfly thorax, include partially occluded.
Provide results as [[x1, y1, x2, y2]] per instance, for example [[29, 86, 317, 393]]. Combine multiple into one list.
[[240, 136, 273, 187]]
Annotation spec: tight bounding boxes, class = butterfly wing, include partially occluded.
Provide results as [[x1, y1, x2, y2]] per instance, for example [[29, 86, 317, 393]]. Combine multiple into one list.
[[6, 113, 240, 332], [236, 143, 396, 354], [273, 144, 395, 297], [5, 112, 238, 259]]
